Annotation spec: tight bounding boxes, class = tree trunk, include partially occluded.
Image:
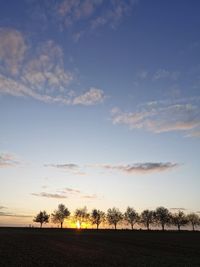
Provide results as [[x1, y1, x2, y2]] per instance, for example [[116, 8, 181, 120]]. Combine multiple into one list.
[[192, 224, 195, 231], [114, 223, 117, 230], [178, 225, 180, 231], [131, 223, 133, 230], [162, 223, 165, 231], [40, 222, 43, 228], [97, 224, 99, 230], [61, 222, 63, 229], [147, 223, 149, 231]]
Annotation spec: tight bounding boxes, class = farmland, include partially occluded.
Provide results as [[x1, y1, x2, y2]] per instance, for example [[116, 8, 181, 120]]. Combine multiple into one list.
[[0, 228, 200, 266]]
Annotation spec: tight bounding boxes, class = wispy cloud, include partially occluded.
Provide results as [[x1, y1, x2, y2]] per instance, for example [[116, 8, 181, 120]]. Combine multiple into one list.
[[90, 0, 138, 30], [111, 98, 200, 136], [0, 153, 19, 168], [57, 187, 98, 200], [0, 28, 105, 106], [0, 212, 32, 218], [0, 28, 27, 75], [31, 192, 67, 199], [152, 69, 180, 81], [44, 163, 79, 170], [44, 163, 87, 176], [99, 162, 179, 174], [57, 0, 138, 35], [185, 130, 200, 138], [82, 194, 97, 199], [63, 188, 81, 194]]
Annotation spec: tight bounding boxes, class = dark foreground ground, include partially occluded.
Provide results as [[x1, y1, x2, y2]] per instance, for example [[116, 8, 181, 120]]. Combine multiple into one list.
[[0, 228, 200, 267]]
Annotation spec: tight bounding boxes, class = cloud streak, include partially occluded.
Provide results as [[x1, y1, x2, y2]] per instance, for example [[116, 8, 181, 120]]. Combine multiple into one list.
[[63, 188, 81, 194], [111, 99, 200, 136], [0, 212, 32, 218], [99, 162, 179, 174], [44, 163, 79, 170], [82, 194, 98, 199], [31, 192, 67, 199], [44, 163, 87, 176]]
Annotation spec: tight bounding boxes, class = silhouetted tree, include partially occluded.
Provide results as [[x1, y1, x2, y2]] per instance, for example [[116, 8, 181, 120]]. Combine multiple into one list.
[[171, 211, 188, 231], [74, 207, 90, 228], [187, 213, 200, 231], [33, 211, 49, 228], [154, 207, 171, 231], [90, 209, 105, 229], [51, 204, 70, 228], [140, 209, 154, 230], [124, 207, 139, 230], [107, 207, 123, 230]]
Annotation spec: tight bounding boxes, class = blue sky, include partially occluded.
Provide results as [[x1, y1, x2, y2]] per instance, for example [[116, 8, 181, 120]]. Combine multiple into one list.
[[0, 0, 200, 226]]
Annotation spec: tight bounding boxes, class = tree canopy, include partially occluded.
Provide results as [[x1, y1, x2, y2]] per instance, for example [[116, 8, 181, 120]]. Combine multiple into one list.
[[51, 204, 70, 228], [33, 211, 50, 228], [107, 207, 123, 230]]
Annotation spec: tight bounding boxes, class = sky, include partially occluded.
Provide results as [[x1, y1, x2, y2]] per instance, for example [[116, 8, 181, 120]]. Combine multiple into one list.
[[0, 0, 200, 227]]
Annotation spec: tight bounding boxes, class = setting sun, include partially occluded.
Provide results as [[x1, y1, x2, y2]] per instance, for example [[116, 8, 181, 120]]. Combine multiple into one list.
[[76, 221, 81, 229]]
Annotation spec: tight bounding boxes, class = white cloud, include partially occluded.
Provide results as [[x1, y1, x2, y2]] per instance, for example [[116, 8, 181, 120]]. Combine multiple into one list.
[[0, 28, 105, 106], [73, 88, 105, 105], [111, 99, 200, 136]]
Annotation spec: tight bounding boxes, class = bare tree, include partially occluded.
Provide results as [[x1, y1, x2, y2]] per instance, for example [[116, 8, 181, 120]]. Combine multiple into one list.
[[154, 207, 171, 231], [171, 211, 188, 231], [90, 209, 105, 229], [140, 209, 154, 230], [51, 204, 70, 228], [124, 207, 139, 230], [187, 213, 200, 231], [107, 207, 123, 230], [33, 211, 49, 228], [74, 207, 90, 228]]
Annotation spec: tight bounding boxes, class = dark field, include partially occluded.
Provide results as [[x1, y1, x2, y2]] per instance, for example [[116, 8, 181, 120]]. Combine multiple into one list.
[[0, 228, 200, 267]]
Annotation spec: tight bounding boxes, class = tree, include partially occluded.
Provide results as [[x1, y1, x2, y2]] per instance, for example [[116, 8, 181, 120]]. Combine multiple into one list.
[[171, 211, 188, 231], [107, 207, 123, 230], [154, 207, 171, 231], [124, 207, 139, 230], [90, 209, 105, 229], [51, 204, 70, 228], [74, 207, 90, 228], [140, 209, 154, 230], [187, 213, 200, 231], [33, 211, 49, 228]]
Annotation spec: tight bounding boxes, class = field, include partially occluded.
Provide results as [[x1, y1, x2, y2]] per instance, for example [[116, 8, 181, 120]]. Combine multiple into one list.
[[0, 228, 200, 267]]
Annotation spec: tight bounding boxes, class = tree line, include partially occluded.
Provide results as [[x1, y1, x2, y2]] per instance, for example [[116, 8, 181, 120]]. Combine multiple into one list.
[[33, 204, 200, 231]]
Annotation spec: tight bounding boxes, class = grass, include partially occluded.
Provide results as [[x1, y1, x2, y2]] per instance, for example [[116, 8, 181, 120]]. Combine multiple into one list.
[[0, 228, 200, 266]]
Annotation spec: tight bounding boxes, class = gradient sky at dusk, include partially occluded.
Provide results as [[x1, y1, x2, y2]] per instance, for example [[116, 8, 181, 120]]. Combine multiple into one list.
[[0, 0, 200, 226]]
